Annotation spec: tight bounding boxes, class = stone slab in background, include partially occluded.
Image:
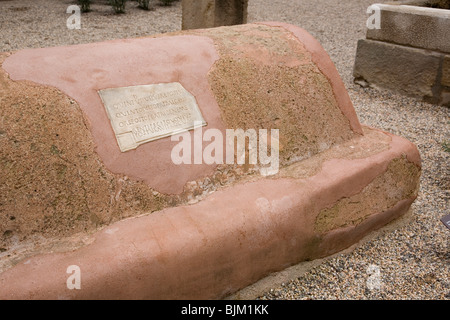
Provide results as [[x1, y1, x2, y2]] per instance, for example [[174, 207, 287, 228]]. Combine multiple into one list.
[[442, 55, 450, 87], [182, 0, 248, 30]]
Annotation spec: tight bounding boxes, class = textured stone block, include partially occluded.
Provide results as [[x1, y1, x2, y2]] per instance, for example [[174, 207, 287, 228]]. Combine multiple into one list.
[[0, 23, 421, 299], [353, 39, 441, 100]]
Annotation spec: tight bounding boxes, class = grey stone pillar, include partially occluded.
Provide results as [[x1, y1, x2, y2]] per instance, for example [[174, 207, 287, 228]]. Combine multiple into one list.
[[182, 0, 248, 30]]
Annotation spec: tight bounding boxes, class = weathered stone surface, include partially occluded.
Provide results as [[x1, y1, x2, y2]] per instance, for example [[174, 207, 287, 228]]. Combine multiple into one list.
[[442, 55, 450, 87], [0, 23, 421, 299], [0, 23, 364, 270], [214, 0, 248, 26], [355, 3, 450, 105], [182, 0, 248, 30], [315, 156, 420, 233], [353, 39, 441, 101], [366, 4, 450, 53], [3, 23, 361, 198]]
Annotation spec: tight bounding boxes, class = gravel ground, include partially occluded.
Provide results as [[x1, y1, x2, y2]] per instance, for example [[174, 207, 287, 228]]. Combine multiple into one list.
[[0, 0, 449, 300]]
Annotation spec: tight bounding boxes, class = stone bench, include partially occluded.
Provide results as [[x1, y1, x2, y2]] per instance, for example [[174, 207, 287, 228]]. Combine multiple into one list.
[[0, 22, 421, 299]]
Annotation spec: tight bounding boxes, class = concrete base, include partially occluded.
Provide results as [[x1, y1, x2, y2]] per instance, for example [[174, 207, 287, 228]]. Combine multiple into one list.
[[0, 22, 421, 299]]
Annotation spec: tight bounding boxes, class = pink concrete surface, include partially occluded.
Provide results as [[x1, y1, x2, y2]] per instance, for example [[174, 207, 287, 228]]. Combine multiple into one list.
[[0, 23, 421, 300], [0, 130, 420, 300], [2, 23, 363, 195], [2, 35, 224, 195]]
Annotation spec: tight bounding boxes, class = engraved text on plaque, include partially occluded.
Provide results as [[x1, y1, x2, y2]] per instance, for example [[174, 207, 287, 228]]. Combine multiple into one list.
[[98, 82, 207, 152]]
